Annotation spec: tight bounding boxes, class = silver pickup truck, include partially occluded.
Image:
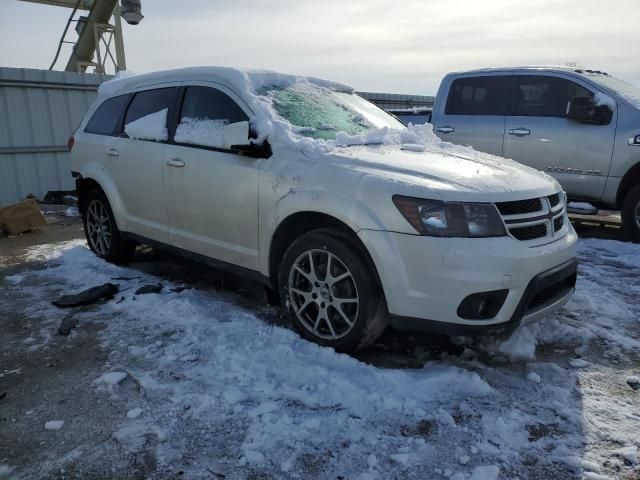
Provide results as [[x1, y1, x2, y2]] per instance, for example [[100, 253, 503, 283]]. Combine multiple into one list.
[[431, 66, 640, 241]]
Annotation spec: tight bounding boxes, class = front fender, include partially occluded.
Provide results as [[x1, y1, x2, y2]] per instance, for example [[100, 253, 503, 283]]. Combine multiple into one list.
[[259, 189, 388, 274]]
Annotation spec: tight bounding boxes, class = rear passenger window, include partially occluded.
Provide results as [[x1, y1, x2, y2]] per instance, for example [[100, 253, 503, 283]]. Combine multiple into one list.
[[175, 86, 249, 148], [123, 88, 177, 142], [445, 76, 509, 115], [512, 76, 594, 117], [84, 94, 130, 136]]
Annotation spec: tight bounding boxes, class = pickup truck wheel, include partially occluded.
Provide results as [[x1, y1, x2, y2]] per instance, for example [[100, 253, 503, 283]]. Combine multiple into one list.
[[278, 229, 387, 352], [621, 185, 640, 243], [83, 190, 136, 262]]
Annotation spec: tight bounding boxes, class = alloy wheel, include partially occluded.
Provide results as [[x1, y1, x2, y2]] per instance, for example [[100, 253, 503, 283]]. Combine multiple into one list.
[[86, 199, 112, 256], [288, 249, 359, 340]]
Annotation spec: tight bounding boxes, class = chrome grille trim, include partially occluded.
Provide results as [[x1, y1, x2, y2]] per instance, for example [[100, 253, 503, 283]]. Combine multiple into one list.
[[497, 192, 568, 243]]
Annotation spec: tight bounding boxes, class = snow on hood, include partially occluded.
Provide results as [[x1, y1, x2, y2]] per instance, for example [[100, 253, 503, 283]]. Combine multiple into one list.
[[302, 124, 560, 200]]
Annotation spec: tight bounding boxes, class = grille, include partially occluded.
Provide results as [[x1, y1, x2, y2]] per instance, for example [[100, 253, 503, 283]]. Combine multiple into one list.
[[496, 198, 542, 216], [548, 193, 560, 208], [527, 278, 574, 312], [510, 224, 547, 241], [554, 215, 564, 232]]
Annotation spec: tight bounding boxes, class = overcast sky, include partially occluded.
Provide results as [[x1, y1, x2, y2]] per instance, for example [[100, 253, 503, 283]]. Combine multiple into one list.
[[1, 0, 639, 95]]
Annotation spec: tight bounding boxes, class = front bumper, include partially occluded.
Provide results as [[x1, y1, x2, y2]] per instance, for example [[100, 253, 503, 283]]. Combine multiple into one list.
[[358, 227, 578, 335]]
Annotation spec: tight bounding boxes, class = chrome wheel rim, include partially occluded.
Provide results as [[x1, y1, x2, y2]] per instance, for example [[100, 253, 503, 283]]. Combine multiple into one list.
[[86, 199, 112, 256], [288, 249, 359, 340]]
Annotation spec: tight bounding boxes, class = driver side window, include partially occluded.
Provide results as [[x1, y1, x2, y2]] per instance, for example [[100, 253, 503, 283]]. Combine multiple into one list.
[[174, 86, 249, 148], [513, 76, 593, 117]]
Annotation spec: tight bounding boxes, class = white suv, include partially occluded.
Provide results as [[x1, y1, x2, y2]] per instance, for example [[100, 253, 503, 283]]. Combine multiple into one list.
[[70, 67, 578, 351]]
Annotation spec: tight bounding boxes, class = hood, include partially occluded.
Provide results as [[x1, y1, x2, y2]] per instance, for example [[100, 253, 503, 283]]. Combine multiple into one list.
[[304, 144, 561, 203]]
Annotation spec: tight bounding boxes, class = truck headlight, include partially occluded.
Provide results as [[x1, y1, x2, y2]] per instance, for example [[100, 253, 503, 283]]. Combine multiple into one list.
[[393, 195, 506, 237]]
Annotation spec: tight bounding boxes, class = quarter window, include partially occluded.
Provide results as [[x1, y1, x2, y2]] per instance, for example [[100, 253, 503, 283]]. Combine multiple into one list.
[[445, 76, 509, 115], [84, 94, 130, 136], [175, 86, 249, 148], [512, 76, 593, 117]]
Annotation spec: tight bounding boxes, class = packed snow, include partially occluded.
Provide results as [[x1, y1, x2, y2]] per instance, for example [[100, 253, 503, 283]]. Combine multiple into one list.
[[124, 108, 169, 142], [174, 117, 227, 148], [44, 420, 64, 431], [3, 237, 640, 479]]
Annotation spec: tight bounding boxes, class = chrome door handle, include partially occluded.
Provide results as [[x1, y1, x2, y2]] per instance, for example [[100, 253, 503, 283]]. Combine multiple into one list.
[[107, 148, 119, 157], [166, 158, 185, 168], [436, 126, 455, 134], [508, 128, 531, 136]]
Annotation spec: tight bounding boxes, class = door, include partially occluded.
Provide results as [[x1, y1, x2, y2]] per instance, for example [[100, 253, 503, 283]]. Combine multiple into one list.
[[502, 75, 616, 201], [163, 85, 261, 270], [108, 87, 178, 243], [434, 75, 509, 157]]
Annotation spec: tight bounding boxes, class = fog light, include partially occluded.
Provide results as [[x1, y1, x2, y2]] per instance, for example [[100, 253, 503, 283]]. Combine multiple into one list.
[[630, 134, 640, 146], [457, 289, 509, 320]]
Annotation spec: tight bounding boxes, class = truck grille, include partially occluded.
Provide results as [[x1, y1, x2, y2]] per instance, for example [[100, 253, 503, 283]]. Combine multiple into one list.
[[498, 193, 568, 243]]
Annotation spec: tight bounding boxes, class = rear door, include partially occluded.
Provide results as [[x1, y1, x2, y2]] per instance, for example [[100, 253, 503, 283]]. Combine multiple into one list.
[[108, 86, 179, 243], [163, 84, 261, 270], [433, 74, 510, 156], [502, 74, 616, 200]]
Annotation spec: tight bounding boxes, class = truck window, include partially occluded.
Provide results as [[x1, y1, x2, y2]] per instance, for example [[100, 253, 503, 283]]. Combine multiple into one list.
[[445, 76, 509, 115], [84, 94, 130, 136], [512, 76, 593, 117]]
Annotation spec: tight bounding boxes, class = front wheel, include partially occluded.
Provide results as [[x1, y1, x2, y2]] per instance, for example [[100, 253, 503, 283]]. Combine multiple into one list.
[[621, 185, 640, 243], [278, 229, 387, 352], [83, 189, 136, 262]]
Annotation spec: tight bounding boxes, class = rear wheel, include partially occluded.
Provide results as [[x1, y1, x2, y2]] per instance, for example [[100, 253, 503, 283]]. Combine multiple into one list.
[[278, 229, 387, 352], [83, 189, 136, 262], [621, 185, 640, 243]]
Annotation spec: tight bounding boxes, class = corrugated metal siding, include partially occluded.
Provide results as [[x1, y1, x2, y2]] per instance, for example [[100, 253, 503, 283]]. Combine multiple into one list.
[[358, 91, 435, 110], [0, 67, 111, 207]]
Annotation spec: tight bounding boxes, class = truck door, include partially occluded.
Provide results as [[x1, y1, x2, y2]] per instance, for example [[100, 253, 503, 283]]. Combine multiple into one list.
[[433, 74, 509, 157], [502, 74, 616, 201]]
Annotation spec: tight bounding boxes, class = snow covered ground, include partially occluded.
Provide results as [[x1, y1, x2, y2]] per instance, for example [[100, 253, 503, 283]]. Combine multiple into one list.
[[1, 237, 639, 479]]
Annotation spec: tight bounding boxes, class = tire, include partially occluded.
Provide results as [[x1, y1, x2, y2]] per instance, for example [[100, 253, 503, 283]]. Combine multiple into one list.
[[621, 185, 640, 243], [82, 189, 136, 262], [278, 228, 387, 352]]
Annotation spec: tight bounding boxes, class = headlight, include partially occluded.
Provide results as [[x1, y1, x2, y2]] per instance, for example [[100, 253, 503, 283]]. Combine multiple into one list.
[[392, 195, 506, 237]]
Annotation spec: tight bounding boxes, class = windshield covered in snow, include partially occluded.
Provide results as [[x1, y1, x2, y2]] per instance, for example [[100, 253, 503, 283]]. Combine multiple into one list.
[[260, 83, 405, 141], [583, 74, 640, 109]]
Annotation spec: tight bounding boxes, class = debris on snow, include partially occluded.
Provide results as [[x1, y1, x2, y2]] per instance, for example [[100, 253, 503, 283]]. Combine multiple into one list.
[[44, 420, 64, 431], [52, 283, 119, 308], [57, 312, 80, 336], [135, 284, 163, 295]]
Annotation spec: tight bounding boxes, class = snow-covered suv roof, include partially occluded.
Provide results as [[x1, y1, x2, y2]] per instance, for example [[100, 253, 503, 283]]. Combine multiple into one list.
[[98, 66, 354, 98]]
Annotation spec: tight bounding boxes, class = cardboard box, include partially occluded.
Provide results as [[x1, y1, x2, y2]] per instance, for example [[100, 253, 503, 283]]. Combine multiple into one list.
[[0, 199, 47, 235]]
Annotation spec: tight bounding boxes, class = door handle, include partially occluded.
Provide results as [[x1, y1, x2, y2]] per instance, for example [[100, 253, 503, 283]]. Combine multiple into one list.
[[166, 158, 185, 168], [107, 148, 119, 157], [508, 128, 531, 136], [436, 126, 455, 134]]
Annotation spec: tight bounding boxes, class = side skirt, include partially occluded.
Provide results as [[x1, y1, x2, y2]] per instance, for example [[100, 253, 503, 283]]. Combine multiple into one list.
[[122, 232, 273, 289]]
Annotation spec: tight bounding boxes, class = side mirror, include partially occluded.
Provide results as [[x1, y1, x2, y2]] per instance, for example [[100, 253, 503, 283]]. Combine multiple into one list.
[[567, 97, 612, 125], [223, 121, 251, 148]]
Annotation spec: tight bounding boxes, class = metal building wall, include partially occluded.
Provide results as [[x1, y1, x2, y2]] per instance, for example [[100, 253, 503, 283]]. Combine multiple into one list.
[[357, 91, 435, 110], [0, 67, 110, 207]]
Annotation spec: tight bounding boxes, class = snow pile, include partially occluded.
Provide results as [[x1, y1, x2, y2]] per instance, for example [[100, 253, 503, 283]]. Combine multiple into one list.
[[5, 236, 640, 478], [174, 117, 226, 148], [124, 108, 168, 142]]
